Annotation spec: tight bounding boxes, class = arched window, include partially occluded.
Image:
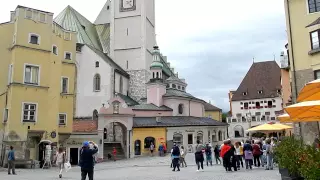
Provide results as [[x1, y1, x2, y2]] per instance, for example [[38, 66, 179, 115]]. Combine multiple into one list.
[[178, 104, 184, 114], [144, 137, 155, 148], [234, 125, 244, 137], [93, 109, 98, 120], [172, 84, 176, 88], [173, 133, 183, 145], [103, 128, 107, 139], [196, 131, 203, 144], [218, 131, 222, 141], [93, 74, 101, 91], [95, 61, 99, 67], [119, 76, 123, 93], [156, 72, 159, 78], [153, 72, 155, 79]]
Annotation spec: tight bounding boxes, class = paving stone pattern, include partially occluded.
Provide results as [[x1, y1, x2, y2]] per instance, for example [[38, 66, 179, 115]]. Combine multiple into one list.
[[0, 154, 281, 180]]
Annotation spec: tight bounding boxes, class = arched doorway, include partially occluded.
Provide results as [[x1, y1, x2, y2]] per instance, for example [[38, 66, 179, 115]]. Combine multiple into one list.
[[103, 122, 128, 160], [173, 133, 183, 145], [134, 140, 141, 155], [234, 125, 245, 138], [196, 131, 203, 144]]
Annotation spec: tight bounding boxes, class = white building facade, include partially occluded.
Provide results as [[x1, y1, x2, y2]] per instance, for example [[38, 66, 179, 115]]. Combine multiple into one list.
[[227, 61, 284, 140]]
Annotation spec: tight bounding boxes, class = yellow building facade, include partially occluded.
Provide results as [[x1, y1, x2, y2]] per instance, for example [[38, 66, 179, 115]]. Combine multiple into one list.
[[0, 6, 76, 161], [204, 102, 222, 121], [132, 128, 166, 156], [284, 0, 320, 143]]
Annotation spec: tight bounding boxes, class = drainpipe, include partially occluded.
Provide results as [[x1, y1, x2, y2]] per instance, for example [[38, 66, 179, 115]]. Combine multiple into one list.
[[286, 0, 302, 137]]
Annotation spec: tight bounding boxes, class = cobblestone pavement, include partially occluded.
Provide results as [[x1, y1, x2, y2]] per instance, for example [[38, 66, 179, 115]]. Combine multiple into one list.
[[0, 154, 281, 180]]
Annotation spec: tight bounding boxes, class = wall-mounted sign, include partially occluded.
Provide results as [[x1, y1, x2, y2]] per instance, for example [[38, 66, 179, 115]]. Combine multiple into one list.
[[185, 130, 195, 132], [50, 131, 57, 139], [66, 140, 83, 146]]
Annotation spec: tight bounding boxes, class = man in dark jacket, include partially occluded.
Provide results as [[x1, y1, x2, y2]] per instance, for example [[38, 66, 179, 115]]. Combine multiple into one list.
[[171, 144, 180, 171], [79, 141, 98, 180]]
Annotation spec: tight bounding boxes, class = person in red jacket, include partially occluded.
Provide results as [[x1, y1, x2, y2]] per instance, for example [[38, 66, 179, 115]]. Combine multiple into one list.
[[112, 147, 117, 161], [252, 141, 261, 167]]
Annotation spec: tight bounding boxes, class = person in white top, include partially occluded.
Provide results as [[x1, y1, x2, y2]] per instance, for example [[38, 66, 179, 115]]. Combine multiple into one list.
[[55, 147, 66, 179]]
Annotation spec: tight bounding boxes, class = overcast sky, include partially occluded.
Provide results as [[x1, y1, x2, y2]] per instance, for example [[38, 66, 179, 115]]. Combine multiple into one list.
[[0, 0, 287, 112]]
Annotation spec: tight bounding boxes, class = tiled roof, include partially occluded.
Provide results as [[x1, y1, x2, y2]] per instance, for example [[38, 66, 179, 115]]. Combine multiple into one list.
[[231, 61, 281, 101], [73, 119, 97, 132], [54, 6, 102, 51], [117, 93, 139, 106], [133, 116, 228, 128], [132, 104, 172, 111], [164, 89, 205, 102], [204, 102, 222, 111], [306, 17, 320, 27]]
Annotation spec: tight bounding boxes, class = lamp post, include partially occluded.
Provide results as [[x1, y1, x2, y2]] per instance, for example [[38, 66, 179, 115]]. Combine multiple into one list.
[[246, 112, 252, 138]]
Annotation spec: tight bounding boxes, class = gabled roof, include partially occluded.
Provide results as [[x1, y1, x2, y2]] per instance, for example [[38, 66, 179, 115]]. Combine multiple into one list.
[[231, 61, 281, 101], [133, 116, 228, 128], [204, 102, 222, 111], [54, 6, 102, 51], [132, 104, 172, 111], [164, 89, 205, 103]]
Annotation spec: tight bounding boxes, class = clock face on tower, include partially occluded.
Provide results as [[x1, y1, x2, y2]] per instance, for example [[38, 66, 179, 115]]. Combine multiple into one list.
[[120, 0, 136, 12]]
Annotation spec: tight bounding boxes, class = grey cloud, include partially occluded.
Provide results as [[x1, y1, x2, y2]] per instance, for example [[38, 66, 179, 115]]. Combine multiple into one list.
[[162, 14, 286, 112]]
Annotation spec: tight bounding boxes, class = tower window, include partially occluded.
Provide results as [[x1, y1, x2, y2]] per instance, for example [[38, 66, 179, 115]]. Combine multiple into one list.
[[95, 61, 99, 68], [29, 34, 40, 45], [107, 6, 110, 10], [52, 45, 58, 55], [172, 84, 176, 88], [178, 104, 184, 114], [258, 90, 263, 94], [242, 92, 247, 96]]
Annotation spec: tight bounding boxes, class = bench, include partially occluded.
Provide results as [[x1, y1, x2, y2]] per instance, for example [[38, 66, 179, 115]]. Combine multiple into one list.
[[5, 159, 35, 169]]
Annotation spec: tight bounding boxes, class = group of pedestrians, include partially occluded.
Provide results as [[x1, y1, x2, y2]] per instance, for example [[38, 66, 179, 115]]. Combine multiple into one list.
[[220, 138, 276, 172]]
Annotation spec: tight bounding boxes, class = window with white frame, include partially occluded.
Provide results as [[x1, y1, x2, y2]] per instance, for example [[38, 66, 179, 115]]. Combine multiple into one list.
[[22, 103, 36, 122], [24, 65, 39, 85], [64, 52, 72, 60], [29, 34, 40, 45], [59, 114, 66, 125], [311, 30, 320, 50], [39, 13, 46, 23], [61, 77, 69, 93], [8, 64, 13, 85], [308, 0, 320, 13], [52, 45, 58, 55], [64, 32, 71, 41], [3, 108, 8, 122]]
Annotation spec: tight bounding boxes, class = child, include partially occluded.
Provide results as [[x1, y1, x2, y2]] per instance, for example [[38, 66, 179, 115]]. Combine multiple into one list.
[[112, 147, 117, 161]]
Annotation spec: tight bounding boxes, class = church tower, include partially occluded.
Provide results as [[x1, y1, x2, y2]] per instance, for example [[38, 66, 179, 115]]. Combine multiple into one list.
[[95, 0, 156, 101]]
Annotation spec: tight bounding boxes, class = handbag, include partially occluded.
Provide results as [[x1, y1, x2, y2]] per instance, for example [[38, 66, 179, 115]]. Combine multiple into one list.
[[64, 161, 71, 172]]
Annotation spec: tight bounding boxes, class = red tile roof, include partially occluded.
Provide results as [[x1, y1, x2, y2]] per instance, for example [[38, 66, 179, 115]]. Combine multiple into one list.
[[73, 118, 97, 132]]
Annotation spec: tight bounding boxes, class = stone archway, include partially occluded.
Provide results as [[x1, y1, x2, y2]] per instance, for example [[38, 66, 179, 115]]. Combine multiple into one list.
[[234, 125, 245, 138]]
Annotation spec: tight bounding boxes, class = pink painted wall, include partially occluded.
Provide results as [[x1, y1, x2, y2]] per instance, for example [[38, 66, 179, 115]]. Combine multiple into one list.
[[99, 96, 134, 115], [147, 83, 166, 107], [133, 110, 172, 117], [163, 98, 204, 117]]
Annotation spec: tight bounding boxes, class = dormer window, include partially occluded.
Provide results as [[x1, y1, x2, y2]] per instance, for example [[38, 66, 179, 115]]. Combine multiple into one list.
[[258, 90, 263, 94], [29, 34, 40, 45], [242, 92, 247, 96]]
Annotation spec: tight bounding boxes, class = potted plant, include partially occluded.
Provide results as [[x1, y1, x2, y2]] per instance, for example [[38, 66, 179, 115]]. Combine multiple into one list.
[[274, 137, 304, 180], [298, 145, 320, 180]]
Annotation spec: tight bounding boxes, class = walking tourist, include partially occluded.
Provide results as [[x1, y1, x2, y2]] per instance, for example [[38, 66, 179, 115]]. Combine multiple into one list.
[[79, 141, 99, 180], [243, 140, 253, 170], [180, 146, 187, 167], [253, 140, 261, 167], [214, 144, 221, 164], [205, 143, 212, 166], [195, 140, 204, 172], [150, 142, 155, 156], [55, 147, 66, 178], [158, 143, 164, 156], [265, 138, 274, 170], [7, 146, 16, 175], [221, 140, 237, 172], [235, 142, 243, 169], [171, 144, 180, 172]]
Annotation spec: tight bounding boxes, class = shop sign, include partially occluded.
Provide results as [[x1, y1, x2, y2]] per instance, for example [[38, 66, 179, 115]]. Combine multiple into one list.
[[185, 130, 195, 132], [66, 140, 83, 146]]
